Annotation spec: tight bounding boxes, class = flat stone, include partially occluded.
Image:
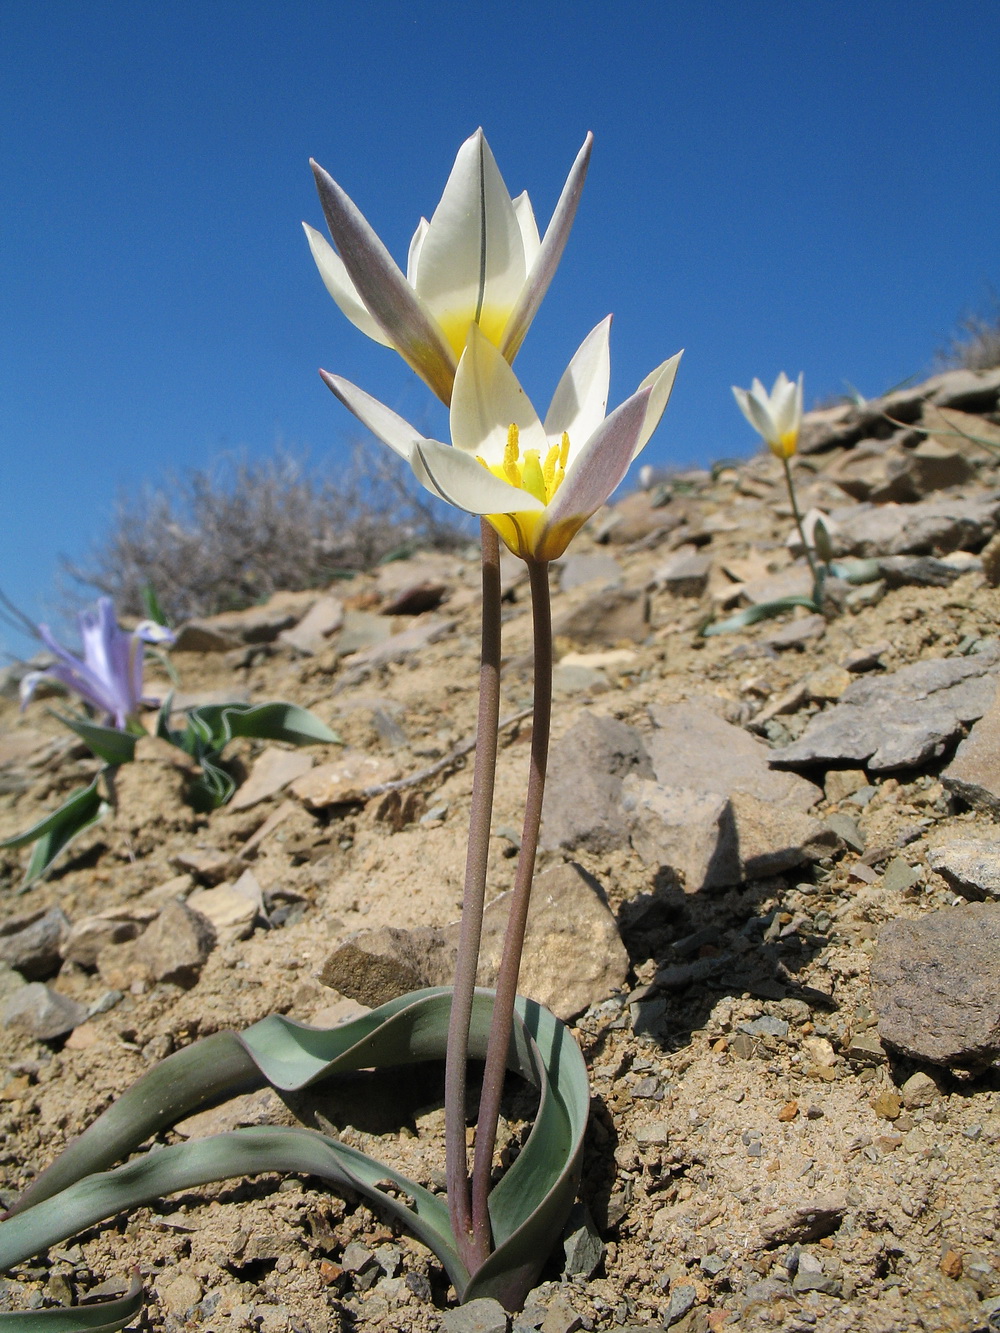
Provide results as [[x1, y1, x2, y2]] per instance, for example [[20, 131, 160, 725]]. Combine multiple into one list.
[[440, 1298, 509, 1333], [761, 613, 826, 651], [922, 402, 1000, 454], [842, 641, 890, 672], [0, 908, 69, 981], [874, 440, 977, 502], [321, 862, 628, 1022], [773, 643, 1000, 771], [341, 616, 455, 675], [942, 692, 1000, 814], [877, 555, 966, 588], [291, 753, 400, 808], [872, 902, 1000, 1067], [557, 551, 623, 593], [172, 846, 234, 884], [830, 495, 1000, 558], [561, 1202, 604, 1279], [195, 591, 316, 644], [278, 596, 344, 655], [98, 900, 216, 990], [653, 545, 713, 598], [554, 587, 649, 646], [540, 714, 653, 854], [741, 564, 814, 606], [758, 1191, 848, 1245], [188, 870, 263, 943], [171, 622, 242, 653], [336, 610, 395, 656], [2, 982, 88, 1040], [230, 747, 315, 810], [928, 838, 1000, 900]]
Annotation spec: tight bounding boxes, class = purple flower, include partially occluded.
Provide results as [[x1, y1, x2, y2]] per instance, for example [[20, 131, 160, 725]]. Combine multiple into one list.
[[20, 598, 175, 729]]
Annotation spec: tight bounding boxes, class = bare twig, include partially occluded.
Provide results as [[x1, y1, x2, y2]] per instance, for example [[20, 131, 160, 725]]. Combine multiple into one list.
[[358, 706, 533, 800]]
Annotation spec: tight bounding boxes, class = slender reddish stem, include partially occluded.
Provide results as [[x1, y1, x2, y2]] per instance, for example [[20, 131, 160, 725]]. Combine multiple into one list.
[[444, 520, 502, 1273], [470, 557, 552, 1250]]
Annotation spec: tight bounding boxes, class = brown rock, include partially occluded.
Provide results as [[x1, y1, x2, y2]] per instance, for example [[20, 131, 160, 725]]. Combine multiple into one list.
[[172, 846, 234, 884], [981, 532, 1000, 587], [230, 746, 315, 810], [278, 595, 344, 655], [98, 901, 216, 990], [291, 753, 400, 807], [321, 863, 628, 1022], [759, 1191, 848, 1245], [61, 909, 149, 969], [188, 870, 263, 944], [555, 588, 649, 646], [872, 903, 1000, 1067]]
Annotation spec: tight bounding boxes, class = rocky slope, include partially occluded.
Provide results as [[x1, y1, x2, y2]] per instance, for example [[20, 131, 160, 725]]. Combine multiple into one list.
[[2, 364, 1000, 1333]]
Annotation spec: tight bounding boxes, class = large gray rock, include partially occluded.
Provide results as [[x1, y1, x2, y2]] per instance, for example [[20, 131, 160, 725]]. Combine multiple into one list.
[[830, 495, 1000, 558], [774, 643, 1000, 771], [928, 839, 1000, 900], [872, 903, 1000, 1067], [320, 862, 628, 1022], [541, 714, 654, 854], [941, 693, 1000, 815]]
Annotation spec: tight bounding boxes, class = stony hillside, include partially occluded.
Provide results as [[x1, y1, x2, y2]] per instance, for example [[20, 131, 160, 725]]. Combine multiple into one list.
[[2, 363, 1000, 1333]]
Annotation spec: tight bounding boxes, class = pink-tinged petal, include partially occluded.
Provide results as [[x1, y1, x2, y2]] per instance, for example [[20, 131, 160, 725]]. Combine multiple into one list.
[[310, 160, 456, 403], [450, 325, 547, 464], [303, 224, 393, 347], [500, 132, 593, 362], [319, 371, 428, 462], [411, 130, 525, 350], [406, 217, 430, 285], [411, 440, 545, 515], [544, 316, 611, 445], [632, 350, 682, 458], [733, 384, 777, 442], [512, 191, 541, 268], [541, 387, 651, 537]]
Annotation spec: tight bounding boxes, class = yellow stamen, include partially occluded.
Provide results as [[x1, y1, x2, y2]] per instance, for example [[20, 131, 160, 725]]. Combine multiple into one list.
[[521, 449, 546, 503], [542, 442, 561, 493], [559, 431, 570, 469], [503, 422, 520, 485]]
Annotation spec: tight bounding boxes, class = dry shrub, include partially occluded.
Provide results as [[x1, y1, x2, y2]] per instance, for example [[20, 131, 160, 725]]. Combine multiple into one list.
[[936, 296, 1000, 372], [65, 445, 467, 623]]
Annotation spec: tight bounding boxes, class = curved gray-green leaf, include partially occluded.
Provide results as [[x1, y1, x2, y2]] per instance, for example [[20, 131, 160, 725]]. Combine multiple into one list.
[[0, 989, 588, 1312], [0, 1278, 143, 1333]]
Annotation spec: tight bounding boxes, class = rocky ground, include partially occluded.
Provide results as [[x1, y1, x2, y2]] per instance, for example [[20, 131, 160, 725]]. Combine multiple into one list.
[[2, 364, 1000, 1333]]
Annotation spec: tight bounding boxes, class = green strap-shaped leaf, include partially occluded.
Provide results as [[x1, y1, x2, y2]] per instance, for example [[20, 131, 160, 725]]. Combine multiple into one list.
[[50, 713, 137, 766], [0, 989, 588, 1312], [702, 593, 821, 636], [0, 1278, 144, 1333], [188, 701, 341, 750], [0, 778, 108, 890]]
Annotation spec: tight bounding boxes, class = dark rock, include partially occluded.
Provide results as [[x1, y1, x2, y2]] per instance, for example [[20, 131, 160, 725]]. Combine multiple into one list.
[[774, 643, 1000, 771], [171, 622, 242, 653], [561, 1202, 605, 1279], [541, 714, 653, 854], [876, 555, 966, 588], [2, 982, 88, 1040], [872, 902, 1000, 1067], [0, 908, 69, 980], [380, 582, 447, 615], [653, 546, 713, 598]]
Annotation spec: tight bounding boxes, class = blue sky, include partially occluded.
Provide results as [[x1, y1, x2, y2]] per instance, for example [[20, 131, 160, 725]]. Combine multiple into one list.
[[2, 1, 998, 644]]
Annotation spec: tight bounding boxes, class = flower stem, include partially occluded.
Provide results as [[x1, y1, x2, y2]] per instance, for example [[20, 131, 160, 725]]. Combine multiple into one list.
[[781, 454, 821, 602], [445, 520, 502, 1273], [470, 556, 552, 1255]]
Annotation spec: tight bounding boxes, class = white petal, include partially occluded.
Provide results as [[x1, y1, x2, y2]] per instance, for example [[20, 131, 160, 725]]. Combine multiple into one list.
[[541, 386, 651, 534], [310, 160, 456, 402], [544, 316, 611, 446], [303, 224, 394, 347], [450, 324, 547, 464], [733, 383, 777, 442], [319, 372, 427, 462], [407, 217, 430, 285], [512, 191, 541, 268], [412, 130, 525, 339], [632, 350, 682, 458], [412, 440, 545, 515], [500, 132, 593, 362]]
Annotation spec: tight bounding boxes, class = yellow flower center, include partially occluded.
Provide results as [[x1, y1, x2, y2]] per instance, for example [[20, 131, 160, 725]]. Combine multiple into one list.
[[478, 423, 570, 505]]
